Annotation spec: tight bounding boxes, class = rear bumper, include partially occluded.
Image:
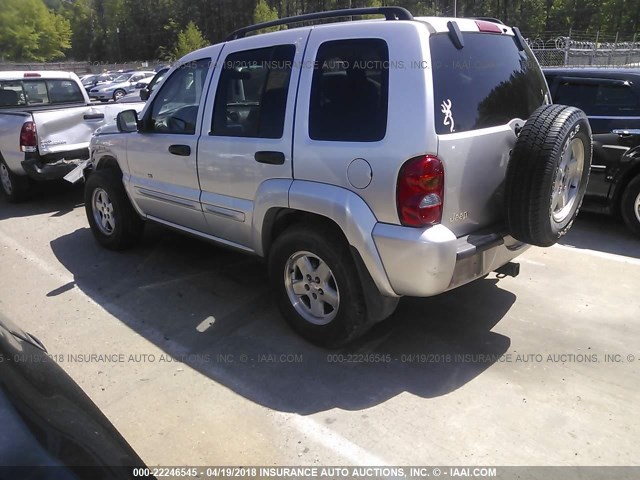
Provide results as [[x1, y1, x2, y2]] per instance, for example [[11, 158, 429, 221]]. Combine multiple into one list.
[[372, 223, 529, 297], [21, 149, 89, 181]]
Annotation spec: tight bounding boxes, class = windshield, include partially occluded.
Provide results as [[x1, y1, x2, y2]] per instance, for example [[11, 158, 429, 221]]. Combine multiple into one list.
[[113, 74, 133, 83]]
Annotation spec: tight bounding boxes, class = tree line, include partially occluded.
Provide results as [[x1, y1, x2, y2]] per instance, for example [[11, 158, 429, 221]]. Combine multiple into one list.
[[0, 0, 639, 62]]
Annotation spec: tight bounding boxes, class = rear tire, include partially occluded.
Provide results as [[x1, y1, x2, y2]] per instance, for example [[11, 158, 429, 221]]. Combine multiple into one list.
[[84, 169, 144, 250], [268, 223, 374, 348], [0, 157, 30, 203], [505, 104, 592, 247], [113, 89, 126, 101], [621, 175, 640, 237]]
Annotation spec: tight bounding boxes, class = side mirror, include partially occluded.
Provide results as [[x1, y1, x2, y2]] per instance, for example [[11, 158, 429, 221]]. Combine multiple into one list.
[[116, 110, 139, 133], [140, 89, 150, 101]]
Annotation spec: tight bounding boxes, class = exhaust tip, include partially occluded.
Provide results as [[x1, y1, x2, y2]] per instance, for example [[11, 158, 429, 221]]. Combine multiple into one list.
[[494, 262, 520, 278]]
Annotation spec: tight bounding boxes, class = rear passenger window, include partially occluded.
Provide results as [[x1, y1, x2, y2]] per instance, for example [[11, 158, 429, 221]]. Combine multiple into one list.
[[211, 44, 295, 139], [554, 81, 640, 116], [309, 39, 389, 142]]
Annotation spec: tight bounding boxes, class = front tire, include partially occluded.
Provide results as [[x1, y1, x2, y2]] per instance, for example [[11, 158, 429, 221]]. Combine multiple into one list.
[[0, 158, 30, 203], [84, 170, 144, 250], [268, 223, 373, 348], [621, 175, 640, 237], [113, 89, 126, 101]]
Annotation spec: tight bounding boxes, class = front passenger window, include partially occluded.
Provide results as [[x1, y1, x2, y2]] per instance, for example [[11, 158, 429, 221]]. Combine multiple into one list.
[[148, 59, 210, 135]]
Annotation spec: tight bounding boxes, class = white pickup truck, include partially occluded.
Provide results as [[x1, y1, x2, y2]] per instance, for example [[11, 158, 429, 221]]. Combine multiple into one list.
[[0, 71, 142, 202]]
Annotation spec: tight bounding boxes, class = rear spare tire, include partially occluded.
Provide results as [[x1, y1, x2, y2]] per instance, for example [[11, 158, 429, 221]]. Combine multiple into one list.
[[505, 104, 592, 247]]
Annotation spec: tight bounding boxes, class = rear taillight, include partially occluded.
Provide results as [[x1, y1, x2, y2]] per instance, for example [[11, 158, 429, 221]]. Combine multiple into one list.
[[20, 121, 37, 153], [396, 155, 444, 227]]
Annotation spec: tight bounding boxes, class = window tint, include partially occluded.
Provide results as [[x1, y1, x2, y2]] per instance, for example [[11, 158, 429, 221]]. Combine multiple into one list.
[[148, 59, 210, 135], [553, 81, 640, 116], [0, 79, 83, 107], [45, 80, 84, 104], [211, 44, 295, 139], [309, 39, 389, 142], [24, 81, 50, 105], [431, 33, 548, 134], [0, 81, 27, 107]]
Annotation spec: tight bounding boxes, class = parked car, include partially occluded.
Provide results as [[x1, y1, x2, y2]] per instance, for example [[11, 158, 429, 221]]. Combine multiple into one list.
[[116, 68, 170, 104], [82, 73, 116, 94], [545, 67, 640, 236], [0, 71, 142, 201], [0, 313, 149, 477], [77, 8, 592, 347], [89, 71, 155, 102]]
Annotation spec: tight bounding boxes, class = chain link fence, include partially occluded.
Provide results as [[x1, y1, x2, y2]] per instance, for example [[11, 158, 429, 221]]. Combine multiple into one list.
[[526, 31, 640, 67], [3, 32, 640, 71]]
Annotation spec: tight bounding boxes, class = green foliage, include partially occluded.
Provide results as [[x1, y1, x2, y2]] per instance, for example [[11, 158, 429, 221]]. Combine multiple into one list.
[[173, 21, 208, 60], [1, 0, 639, 62], [254, 0, 279, 24], [0, 0, 71, 61]]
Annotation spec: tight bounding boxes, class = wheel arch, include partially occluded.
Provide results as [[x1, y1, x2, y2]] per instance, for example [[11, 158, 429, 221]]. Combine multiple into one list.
[[254, 180, 397, 298]]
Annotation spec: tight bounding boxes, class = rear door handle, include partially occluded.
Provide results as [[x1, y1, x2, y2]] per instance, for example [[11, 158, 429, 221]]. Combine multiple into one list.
[[169, 145, 191, 156], [83, 113, 105, 120], [254, 151, 285, 165]]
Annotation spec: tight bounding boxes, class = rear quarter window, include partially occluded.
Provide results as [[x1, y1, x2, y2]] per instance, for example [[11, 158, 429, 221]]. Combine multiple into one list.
[[430, 33, 548, 134]]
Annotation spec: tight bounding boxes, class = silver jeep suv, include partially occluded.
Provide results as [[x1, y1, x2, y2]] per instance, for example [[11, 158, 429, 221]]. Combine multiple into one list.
[[81, 7, 592, 347]]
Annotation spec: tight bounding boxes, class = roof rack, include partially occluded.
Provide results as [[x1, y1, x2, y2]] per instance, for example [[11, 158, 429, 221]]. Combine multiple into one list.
[[225, 7, 414, 41], [468, 17, 505, 25]]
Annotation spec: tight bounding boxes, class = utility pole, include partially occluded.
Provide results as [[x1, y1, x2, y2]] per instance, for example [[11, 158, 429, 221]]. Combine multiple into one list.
[[454, 0, 457, 17]]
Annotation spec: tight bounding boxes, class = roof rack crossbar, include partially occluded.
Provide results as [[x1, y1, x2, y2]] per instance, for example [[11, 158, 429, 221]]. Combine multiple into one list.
[[225, 7, 414, 41]]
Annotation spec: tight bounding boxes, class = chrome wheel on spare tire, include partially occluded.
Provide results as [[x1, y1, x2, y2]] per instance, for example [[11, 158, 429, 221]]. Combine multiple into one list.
[[92, 187, 116, 235], [284, 251, 340, 325], [505, 104, 592, 247], [551, 137, 585, 223]]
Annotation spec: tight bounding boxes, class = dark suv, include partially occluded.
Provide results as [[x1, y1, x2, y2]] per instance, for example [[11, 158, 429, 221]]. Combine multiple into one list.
[[545, 67, 640, 236]]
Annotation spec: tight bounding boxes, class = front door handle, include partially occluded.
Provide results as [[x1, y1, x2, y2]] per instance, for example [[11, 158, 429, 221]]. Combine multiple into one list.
[[254, 151, 285, 165], [169, 144, 191, 156]]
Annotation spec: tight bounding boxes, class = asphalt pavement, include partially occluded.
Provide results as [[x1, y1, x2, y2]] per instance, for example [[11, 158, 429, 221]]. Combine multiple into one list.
[[0, 183, 638, 466]]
